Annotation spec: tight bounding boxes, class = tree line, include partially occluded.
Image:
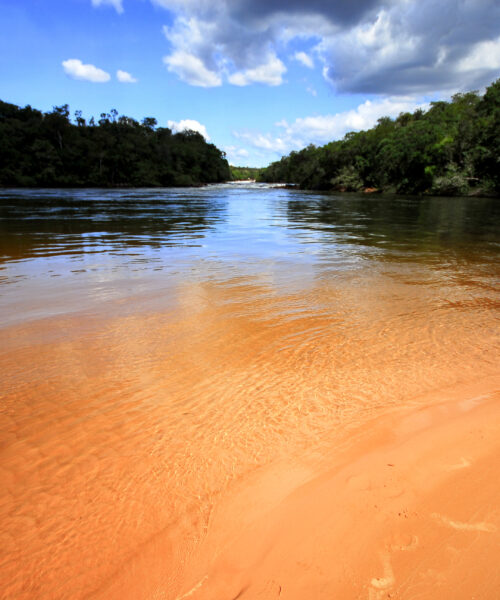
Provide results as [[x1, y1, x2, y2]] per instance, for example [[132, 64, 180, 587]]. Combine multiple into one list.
[[0, 101, 230, 187], [260, 78, 500, 196], [230, 166, 263, 180]]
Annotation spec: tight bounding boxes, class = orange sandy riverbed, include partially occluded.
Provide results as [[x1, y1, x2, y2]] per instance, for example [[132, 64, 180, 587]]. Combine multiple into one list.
[[170, 381, 500, 600], [1, 269, 499, 599]]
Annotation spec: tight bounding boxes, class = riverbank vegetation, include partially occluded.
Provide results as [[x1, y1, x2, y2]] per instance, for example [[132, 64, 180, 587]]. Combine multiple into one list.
[[0, 101, 230, 187], [260, 79, 500, 196], [230, 166, 263, 181]]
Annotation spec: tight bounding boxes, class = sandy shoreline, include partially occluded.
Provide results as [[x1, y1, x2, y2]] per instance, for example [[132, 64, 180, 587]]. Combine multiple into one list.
[[1, 289, 499, 599], [1, 237, 499, 599], [88, 377, 500, 600]]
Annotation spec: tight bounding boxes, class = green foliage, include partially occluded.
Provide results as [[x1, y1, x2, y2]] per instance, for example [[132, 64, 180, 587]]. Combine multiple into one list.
[[0, 101, 230, 187], [230, 166, 263, 180], [430, 163, 471, 196], [474, 79, 500, 192], [261, 78, 500, 196], [330, 165, 364, 192]]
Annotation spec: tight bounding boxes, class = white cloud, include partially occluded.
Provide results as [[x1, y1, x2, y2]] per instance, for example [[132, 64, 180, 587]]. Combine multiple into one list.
[[116, 69, 138, 83], [294, 51, 314, 69], [152, 0, 500, 95], [279, 97, 429, 142], [62, 59, 110, 83], [307, 86, 317, 96], [318, 8, 420, 92], [234, 131, 290, 153], [235, 96, 429, 161], [163, 51, 222, 87], [163, 17, 214, 55], [151, 0, 214, 11], [224, 145, 250, 164], [91, 0, 123, 14], [162, 10, 287, 87], [167, 119, 211, 140], [318, 1, 500, 94], [458, 36, 500, 72], [228, 54, 286, 86], [225, 145, 249, 157]]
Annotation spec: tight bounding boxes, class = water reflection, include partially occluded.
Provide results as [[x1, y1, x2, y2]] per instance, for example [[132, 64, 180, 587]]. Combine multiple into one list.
[[1, 187, 498, 268], [1, 186, 498, 322], [0, 187, 229, 263], [283, 193, 500, 263]]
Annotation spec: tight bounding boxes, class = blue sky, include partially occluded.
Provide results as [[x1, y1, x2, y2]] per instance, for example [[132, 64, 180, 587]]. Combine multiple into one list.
[[1, 0, 499, 167]]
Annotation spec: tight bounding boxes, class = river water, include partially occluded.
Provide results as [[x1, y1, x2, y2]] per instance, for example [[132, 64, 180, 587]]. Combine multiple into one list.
[[0, 184, 499, 599]]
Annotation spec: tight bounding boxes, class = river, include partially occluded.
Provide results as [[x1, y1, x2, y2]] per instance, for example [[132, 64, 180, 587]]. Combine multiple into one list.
[[0, 184, 499, 599]]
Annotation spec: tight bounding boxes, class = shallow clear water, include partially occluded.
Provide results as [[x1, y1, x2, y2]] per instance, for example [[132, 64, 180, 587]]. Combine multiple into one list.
[[0, 184, 499, 599]]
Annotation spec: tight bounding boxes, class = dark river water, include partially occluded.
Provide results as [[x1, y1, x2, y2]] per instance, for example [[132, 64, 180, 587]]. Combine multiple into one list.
[[0, 184, 499, 600]]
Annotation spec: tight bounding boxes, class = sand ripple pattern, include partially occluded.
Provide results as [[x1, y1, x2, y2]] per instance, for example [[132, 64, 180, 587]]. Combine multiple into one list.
[[0, 187, 499, 599]]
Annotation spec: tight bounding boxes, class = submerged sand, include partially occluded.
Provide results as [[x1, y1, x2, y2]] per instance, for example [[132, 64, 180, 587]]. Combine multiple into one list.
[[171, 382, 500, 600], [0, 265, 499, 599]]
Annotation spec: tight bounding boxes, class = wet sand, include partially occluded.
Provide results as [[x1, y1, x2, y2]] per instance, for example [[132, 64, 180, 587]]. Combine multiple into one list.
[[1, 266, 499, 600]]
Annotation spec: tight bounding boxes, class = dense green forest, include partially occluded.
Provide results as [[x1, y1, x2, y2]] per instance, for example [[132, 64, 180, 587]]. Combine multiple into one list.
[[260, 79, 500, 196], [0, 101, 230, 187], [230, 166, 263, 180]]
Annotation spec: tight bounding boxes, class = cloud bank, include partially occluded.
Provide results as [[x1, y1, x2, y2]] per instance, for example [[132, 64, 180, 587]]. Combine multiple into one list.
[[153, 0, 500, 95], [235, 96, 429, 158]]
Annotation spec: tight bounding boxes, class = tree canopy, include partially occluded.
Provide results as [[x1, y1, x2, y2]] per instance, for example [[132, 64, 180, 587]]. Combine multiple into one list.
[[0, 101, 230, 187], [260, 79, 500, 196]]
